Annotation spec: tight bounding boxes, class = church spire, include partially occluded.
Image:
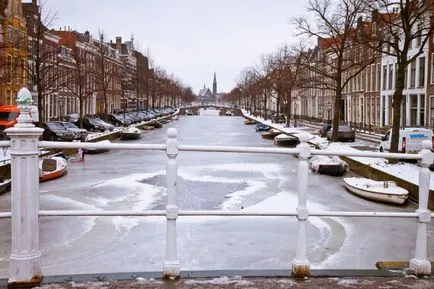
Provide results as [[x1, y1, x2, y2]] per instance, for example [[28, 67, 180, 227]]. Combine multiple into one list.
[[212, 72, 217, 97]]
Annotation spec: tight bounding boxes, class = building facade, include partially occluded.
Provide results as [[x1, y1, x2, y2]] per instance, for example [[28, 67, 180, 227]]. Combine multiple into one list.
[[0, 0, 27, 105]]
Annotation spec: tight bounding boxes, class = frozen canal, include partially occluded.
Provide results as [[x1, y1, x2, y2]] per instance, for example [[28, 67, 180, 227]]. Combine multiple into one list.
[[0, 111, 432, 276]]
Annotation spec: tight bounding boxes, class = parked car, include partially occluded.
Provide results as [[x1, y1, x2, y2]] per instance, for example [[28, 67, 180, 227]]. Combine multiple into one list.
[[93, 118, 114, 131], [107, 114, 130, 126], [42, 122, 76, 141], [272, 113, 286, 123], [379, 127, 433, 153], [78, 117, 106, 132], [59, 121, 89, 141], [326, 125, 355, 142], [319, 123, 332, 137]]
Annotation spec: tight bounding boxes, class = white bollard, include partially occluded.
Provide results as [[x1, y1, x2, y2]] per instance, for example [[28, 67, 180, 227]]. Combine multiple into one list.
[[292, 133, 311, 277], [6, 88, 44, 286], [163, 128, 180, 278], [409, 140, 432, 276]]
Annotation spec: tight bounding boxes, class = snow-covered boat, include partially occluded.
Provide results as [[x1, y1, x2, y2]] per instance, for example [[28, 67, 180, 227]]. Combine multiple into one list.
[[261, 129, 281, 140], [343, 177, 408, 205], [244, 119, 256, 125], [39, 156, 67, 182], [255, 123, 270, 132], [273, 133, 299, 147], [120, 127, 142, 140], [0, 177, 11, 194], [310, 155, 348, 176], [83, 140, 111, 154]]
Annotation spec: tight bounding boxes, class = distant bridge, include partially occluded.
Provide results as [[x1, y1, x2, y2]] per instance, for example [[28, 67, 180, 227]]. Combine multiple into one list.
[[179, 105, 242, 116]]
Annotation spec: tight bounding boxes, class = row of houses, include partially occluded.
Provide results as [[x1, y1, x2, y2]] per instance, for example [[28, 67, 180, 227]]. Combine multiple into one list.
[[279, 5, 434, 132], [0, 0, 160, 122]]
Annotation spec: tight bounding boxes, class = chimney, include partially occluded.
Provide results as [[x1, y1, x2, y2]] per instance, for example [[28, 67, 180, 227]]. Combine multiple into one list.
[[116, 36, 122, 51]]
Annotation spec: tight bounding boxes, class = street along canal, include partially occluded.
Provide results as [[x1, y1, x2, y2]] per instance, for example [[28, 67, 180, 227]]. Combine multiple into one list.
[[0, 111, 431, 276]]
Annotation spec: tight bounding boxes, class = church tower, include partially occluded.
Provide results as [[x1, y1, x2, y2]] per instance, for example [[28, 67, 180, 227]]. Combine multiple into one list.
[[212, 72, 217, 98]]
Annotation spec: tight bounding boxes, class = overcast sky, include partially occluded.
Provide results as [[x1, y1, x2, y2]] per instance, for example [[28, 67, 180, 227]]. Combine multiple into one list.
[[40, 0, 306, 94]]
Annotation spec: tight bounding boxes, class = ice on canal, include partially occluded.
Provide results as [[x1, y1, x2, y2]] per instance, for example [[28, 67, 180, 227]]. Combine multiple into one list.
[[0, 115, 428, 277], [31, 160, 349, 275]]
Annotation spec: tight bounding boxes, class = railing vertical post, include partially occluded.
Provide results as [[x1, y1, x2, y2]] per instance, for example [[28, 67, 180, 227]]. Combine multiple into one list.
[[5, 88, 43, 287], [163, 128, 180, 278], [292, 133, 311, 277], [409, 140, 432, 276]]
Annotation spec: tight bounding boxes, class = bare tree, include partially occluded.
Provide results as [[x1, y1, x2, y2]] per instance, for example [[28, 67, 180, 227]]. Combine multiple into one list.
[[65, 44, 97, 128], [22, 1, 66, 125], [363, 0, 433, 153], [294, 0, 376, 141], [94, 29, 118, 119], [270, 43, 307, 126]]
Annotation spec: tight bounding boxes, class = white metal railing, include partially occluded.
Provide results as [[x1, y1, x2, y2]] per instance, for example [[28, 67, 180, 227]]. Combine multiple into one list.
[[1, 105, 433, 286]]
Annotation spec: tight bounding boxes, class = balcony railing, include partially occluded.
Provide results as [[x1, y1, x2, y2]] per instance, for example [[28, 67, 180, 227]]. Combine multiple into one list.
[[1, 103, 433, 287]]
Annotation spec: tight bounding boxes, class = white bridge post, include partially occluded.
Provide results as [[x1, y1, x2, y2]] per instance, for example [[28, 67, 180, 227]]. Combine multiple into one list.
[[163, 128, 180, 278], [6, 88, 44, 287], [409, 140, 432, 276], [292, 133, 311, 277]]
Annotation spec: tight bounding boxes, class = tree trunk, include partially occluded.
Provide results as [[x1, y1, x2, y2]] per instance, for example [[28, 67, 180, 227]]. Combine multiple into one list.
[[332, 85, 342, 142], [390, 59, 406, 156]]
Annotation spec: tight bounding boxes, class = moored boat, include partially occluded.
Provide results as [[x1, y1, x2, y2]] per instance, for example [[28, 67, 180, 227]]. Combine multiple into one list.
[[310, 155, 348, 176], [39, 156, 67, 182], [273, 134, 299, 147], [150, 121, 163, 128], [83, 140, 111, 154], [261, 129, 281, 139], [0, 177, 11, 194], [343, 177, 409, 205], [244, 119, 256, 125], [255, 123, 270, 132], [120, 127, 142, 140]]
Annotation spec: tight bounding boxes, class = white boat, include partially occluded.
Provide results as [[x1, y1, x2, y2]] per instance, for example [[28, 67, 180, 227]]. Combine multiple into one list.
[[343, 177, 408, 205], [310, 155, 348, 176], [39, 156, 67, 182], [273, 133, 299, 147]]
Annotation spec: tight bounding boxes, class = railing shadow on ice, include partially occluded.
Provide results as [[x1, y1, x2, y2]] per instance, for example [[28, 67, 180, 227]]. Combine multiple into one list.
[[1, 97, 433, 287]]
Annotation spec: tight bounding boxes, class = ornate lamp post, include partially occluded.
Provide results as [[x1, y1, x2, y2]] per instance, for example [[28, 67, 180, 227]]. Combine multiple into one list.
[[6, 87, 43, 287]]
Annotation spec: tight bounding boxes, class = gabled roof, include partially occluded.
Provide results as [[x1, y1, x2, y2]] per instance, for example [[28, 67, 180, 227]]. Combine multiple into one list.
[[198, 87, 212, 97]]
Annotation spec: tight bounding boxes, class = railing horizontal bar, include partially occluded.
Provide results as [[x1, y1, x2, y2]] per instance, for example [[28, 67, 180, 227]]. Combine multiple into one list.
[[179, 145, 299, 154], [38, 141, 166, 151], [0, 141, 10, 147], [35, 210, 423, 218], [311, 150, 421, 160], [0, 212, 11, 218], [39, 210, 167, 216]]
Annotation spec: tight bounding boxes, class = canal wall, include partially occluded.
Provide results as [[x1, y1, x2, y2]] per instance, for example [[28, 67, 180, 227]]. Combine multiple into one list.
[[242, 112, 434, 210]]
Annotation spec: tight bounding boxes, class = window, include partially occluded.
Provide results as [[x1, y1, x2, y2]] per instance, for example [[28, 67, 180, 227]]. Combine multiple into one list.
[[7, 55, 12, 83], [372, 22, 377, 35], [367, 66, 371, 92], [410, 60, 416, 88], [8, 27, 12, 43], [388, 64, 393, 90], [430, 96, 434, 128], [420, 94, 425, 126], [417, 24, 422, 47], [382, 65, 387, 90], [419, 57, 425, 87], [404, 66, 408, 89], [377, 64, 381, 91], [431, 53, 434, 84]]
